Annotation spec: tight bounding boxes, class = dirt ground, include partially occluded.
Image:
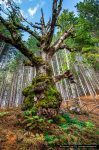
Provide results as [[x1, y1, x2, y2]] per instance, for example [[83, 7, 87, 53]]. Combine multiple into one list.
[[61, 95, 99, 115], [0, 95, 99, 150]]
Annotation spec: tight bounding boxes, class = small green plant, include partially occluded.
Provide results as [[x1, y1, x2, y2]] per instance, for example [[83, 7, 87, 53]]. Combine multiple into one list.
[[24, 115, 46, 130], [62, 113, 85, 127], [96, 131, 99, 135], [44, 134, 59, 146], [59, 124, 68, 131], [47, 119, 53, 123], [23, 108, 46, 131], [85, 121, 95, 128], [0, 112, 8, 117], [23, 108, 36, 116]]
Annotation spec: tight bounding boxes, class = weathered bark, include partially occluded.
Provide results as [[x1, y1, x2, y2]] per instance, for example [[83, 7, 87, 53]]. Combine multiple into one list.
[[22, 51, 63, 118], [23, 52, 62, 118], [0, 0, 74, 118]]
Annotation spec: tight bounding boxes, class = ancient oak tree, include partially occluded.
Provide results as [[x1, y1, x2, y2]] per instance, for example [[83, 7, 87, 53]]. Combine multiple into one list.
[[0, 0, 74, 118]]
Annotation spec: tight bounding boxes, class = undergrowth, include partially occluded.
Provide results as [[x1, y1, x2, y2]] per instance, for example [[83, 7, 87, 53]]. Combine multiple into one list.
[[0, 112, 9, 117], [19, 109, 99, 148]]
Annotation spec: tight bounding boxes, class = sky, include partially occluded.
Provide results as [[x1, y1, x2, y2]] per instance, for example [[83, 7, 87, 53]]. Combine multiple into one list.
[[19, 0, 82, 23], [0, 0, 83, 23], [0, 0, 83, 40]]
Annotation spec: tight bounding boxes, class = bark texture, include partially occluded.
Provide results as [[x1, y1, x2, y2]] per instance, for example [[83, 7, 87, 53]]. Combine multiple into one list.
[[0, 0, 74, 118], [22, 75, 62, 118]]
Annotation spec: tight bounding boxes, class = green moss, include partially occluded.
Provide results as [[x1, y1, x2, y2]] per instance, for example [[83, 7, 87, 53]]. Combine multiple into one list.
[[22, 85, 33, 96], [22, 85, 35, 110], [22, 96, 34, 110], [32, 75, 52, 85], [33, 56, 44, 65], [35, 98, 57, 109], [34, 84, 62, 110], [22, 75, 62, 116]]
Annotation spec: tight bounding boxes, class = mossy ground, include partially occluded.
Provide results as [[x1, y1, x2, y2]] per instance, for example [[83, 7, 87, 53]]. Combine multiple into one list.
[[0, 108, 99, 150]]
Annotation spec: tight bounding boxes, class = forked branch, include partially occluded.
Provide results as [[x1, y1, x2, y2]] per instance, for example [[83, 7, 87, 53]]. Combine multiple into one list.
[[45, 0, 63, 46], [53, 26, 74, 51]]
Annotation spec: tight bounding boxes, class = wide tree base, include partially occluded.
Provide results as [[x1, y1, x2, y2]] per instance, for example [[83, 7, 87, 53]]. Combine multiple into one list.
[[22, 75, 62, 118]]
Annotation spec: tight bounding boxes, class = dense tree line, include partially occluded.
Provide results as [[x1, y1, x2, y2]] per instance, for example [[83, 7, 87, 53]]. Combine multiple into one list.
[[0, 0, 99, 118]]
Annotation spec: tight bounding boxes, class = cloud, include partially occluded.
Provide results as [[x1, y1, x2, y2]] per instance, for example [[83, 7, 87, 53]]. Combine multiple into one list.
[[28, 4, 39, 17], [14, 0, 22, 4], [28, 1, 45, 17]]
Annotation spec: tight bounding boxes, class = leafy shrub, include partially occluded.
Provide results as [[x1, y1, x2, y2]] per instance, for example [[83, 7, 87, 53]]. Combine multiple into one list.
[[23, 108, 36, 116], [62, 113, 85, 127], [24, 115, 46, 130]]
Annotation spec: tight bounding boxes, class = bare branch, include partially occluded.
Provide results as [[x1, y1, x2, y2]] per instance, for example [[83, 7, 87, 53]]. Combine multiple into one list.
[[53, 26, 74, 51], [0, 15, 41, 41], [15, 23, 41, 41], [0, 33, 14, 46], [59, 44, 72, 51], [53, 70, 75, 83], [0, 33, 44, 66], [19, 14, 42, 31], [0, 0, 41, 41], [59, 44, 76, 52], [45, 0, 63, 46], [40, 8, 46, 35], [49, 44, 76, 57]]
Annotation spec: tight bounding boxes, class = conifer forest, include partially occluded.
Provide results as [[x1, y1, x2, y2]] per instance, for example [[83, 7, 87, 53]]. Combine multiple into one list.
[[0, 0, 99, 149]]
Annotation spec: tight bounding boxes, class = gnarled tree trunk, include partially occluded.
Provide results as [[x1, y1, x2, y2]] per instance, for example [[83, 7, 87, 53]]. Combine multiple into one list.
[[0, 0, 74, 119], [22, 51, 62, 118]]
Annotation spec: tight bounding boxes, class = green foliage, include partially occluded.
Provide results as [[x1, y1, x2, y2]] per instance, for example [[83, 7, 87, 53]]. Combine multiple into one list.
[[47, 119, 53, 123], [23, 109, 46, 130], [27, 35, 40, 53], [21, 110, 99, 146], [23, 108, 36, 116], [0, 112, 9, 117], [44, 134, 58, 146], [76, 0, 99, 37], [57, 7, 99, 70], [0, 24, 10, 37], [58, 9, 76, 32], [61, 113, 85, 127], [22, 85, 33, 97], [85, 121, 95, 128], [96, 131, 99, 135], [53, 114, 66, 124]]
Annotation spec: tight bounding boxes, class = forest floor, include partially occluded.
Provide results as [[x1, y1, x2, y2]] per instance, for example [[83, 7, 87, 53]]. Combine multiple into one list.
[[0, 95, 99, 150], [61, 95, 99, 115]]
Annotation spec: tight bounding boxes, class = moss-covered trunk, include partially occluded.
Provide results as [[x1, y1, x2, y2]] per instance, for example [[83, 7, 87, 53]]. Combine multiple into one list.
[[22, 52, 63, 118]]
